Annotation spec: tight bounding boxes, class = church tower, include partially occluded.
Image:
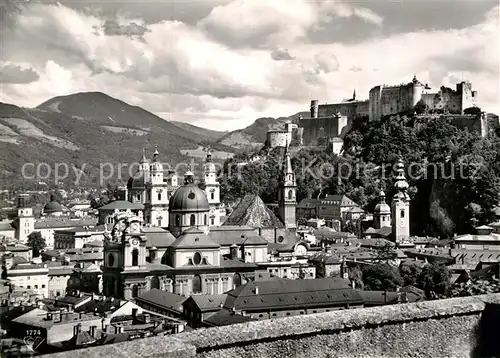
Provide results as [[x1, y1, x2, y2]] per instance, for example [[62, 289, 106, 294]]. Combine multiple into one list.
[[102, 214, 148, 299], [203, 148, 221, 226], [16, 194, 34, 244], [146, 148, 169, 227], [373, 190, 391, 229], [391, 159, 411, 244], [278, 142, 297, 231]]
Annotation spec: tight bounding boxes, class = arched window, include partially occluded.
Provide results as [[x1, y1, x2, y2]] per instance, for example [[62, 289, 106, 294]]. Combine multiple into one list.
[[233, 273, 242, 288], [204, 215, 207, 225], [288, 190, 293, 200], [190, 214, 196, 226], [400, 210, 405, 218], [157, 193, 161, 201], [175, 215, 180, 226], [131, 284, 138, 298], [210, 192, 214, 200], [150, 276, 160, 290], [192, 275, 202, 293], [132, 249, 139, 266]]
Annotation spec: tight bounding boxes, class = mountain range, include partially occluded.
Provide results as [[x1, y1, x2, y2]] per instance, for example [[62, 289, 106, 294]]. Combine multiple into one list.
[[0, 92, 302, 189]]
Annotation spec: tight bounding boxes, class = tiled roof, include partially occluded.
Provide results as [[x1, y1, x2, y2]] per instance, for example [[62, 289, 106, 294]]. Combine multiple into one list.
[[358, 290, 400, 305], [99, 200, 144, 210], [170, 228, 220, 249], [4, 244, 30, 252], [136, 289, 186, 313], [222, 195, 285, 228], [224, 277, 363, 311], [67, 330, 96, 347], [34, 218, 97, 229], [219, 256, 258, 268], [189, 294, 227, 312], [207, 227, 267, 246], [203, 309, 256, 326], [144, 227, 176, 248], [297, 198, 320, 209]]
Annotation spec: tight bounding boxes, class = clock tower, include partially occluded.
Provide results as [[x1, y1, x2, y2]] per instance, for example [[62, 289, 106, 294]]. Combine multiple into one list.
[[391, 159, 411, 244], [102, 213, 148, 299]]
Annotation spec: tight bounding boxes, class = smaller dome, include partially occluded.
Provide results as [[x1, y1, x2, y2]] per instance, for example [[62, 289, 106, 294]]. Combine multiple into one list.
[[44, 195, 62, 214]]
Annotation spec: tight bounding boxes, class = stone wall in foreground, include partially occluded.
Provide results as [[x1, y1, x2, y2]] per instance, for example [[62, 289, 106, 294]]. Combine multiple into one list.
[[43, 293, 500, 358]]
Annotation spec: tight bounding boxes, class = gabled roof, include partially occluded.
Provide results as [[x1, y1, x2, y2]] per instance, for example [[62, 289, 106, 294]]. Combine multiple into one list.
[[136, 289, 186, 313], [222, 195, 284, 228], [207, 227, 267, 246], [203, 309, 256, 326], [224, 277, 363, 311], [143, 227, 176, 248], [170, 228, 220, 249], [35, 218, 97, 229], [186, 294, 227, 312]]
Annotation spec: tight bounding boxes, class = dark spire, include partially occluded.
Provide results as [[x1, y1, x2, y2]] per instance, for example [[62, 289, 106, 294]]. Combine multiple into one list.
[[153, 146, 159, 162], [353, 89, 356, 100]]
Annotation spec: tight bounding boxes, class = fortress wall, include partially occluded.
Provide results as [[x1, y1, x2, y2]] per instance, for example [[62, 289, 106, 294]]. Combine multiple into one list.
[[299, 116, 350, 145], [266, 131, 292, 148], [44, 293, 500, 358]]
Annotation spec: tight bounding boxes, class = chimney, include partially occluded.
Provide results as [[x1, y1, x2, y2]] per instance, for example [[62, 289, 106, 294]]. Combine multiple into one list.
[[46, 312, 53, 321], [73, 323, 82, 337], [53, 312, 62, 323], [132, 308, 138, 319], [79, 312, 83, 319], [144, 313, 150, 323], [89, 326, 97, 338], [254, 286, 259, 295]]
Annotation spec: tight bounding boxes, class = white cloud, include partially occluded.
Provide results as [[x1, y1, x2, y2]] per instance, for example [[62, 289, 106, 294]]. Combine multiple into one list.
[[1, 1, 498, 130]]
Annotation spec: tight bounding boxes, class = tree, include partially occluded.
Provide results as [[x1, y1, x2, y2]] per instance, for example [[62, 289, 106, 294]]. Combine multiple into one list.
[[374, 243, 397, 262], [399, 262, 421, 286], [362, 263, 403, 291], [416, 263, 450, 299], [414, 100, 429, 115], [464, 106, 481, 116], [27, 231, 46, 257]]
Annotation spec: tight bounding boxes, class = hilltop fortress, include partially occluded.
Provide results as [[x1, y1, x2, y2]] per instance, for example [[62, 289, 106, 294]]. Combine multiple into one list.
[[266, 76, 490, 151]]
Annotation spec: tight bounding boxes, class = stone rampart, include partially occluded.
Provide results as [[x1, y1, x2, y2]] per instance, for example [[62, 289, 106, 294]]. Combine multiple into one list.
[[42, 293, 500, 358]]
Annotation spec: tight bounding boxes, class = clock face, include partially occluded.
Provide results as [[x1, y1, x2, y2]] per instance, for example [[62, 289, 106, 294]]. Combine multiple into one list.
[[131, 238, 139, 246], [130, 222, 140, 233]]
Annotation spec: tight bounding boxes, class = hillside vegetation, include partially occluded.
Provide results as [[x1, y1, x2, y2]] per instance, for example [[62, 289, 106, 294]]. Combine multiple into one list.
[[219, 114, 500, 237]]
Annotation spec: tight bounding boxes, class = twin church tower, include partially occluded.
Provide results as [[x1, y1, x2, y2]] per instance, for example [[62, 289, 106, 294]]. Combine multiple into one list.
[[126, 145, 297, 231]]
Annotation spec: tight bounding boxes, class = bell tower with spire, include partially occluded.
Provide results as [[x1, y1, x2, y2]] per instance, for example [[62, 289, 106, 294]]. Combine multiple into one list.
[[391, 158, 411, 244], [146, 147, 169, 227], [202, 147, 221, 226], [278, 141, 297, 232]]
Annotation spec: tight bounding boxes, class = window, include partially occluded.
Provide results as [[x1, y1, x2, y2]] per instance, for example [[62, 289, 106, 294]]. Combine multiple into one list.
[[211, 218, 214, 225], [193, 252, 202, 265], [233, 273, 242, 288], [131, 284, 138, 298], [35, 285, 38, 289], [192, 275, 202, 293], [150, 276, 160, 290], [190, 214, 196, 226], [108, 253, 115, 267], [132, 249, 139, 266], [288, 190, 293, 200], [42, 285, 45, 288], [204, 215, 207, 226], [27, 285, 31, 289], [400, 210, 405, 218], [157, 193, 161, 200], [137, 194, 141, 201], [210, 192, 214, 200], [175, 215, 180, 226]]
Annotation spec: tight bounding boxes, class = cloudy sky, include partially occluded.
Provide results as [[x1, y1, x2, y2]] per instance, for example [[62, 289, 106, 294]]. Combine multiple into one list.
[[0, 0, 499, 130]]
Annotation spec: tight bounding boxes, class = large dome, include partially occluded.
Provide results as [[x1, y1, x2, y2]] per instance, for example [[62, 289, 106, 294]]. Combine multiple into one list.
[[169, 184, 209, 213], [44, 196, 62, 214]]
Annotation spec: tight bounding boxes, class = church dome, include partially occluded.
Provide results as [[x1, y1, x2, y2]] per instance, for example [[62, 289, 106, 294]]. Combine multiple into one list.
[[374, 191, 390, 214], [169, 173, 209, 213], [44, 195, 62, 214]]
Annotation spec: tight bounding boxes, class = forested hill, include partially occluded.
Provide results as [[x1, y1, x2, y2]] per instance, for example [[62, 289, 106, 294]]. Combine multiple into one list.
[[219, 114, 500, 238]]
